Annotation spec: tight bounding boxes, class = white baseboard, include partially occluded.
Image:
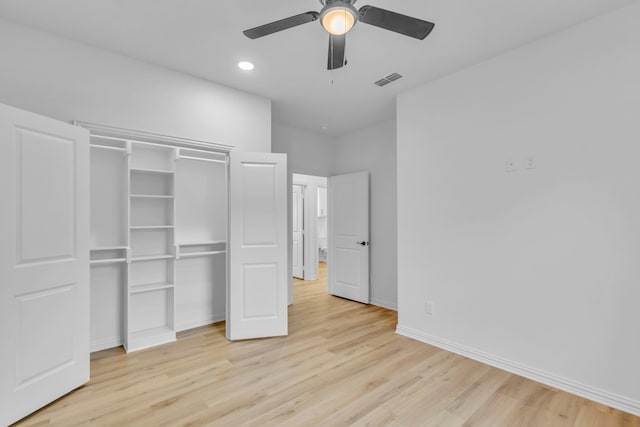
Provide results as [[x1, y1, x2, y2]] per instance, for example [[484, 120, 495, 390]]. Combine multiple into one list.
[[395, 325, 640, 417], [370, 298, 398, 311], [91, 336, 123, 353], [176, 313, 225, 332]]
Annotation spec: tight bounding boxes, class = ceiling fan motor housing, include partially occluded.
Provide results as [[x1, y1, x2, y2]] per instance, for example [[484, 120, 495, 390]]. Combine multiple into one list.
[[321, 0, 358, 6], [320, 0, 359, 35]]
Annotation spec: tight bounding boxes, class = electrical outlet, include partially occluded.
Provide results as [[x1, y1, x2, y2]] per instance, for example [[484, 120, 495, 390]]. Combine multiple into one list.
[[524, 155, 536, 170], [506, 157, 517, 172], [425, 300, 434, 315]]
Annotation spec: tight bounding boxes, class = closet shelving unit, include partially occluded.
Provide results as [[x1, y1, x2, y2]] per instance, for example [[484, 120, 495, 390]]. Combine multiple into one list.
[[83, 122, 232, 353], [127, 142, 177, 351]]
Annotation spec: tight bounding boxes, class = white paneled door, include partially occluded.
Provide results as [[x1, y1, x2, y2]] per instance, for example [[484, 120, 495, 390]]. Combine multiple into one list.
[[328, 172, 370, 304], [0, 103, 90, 426], [227, 151, 288, 340], [292, 185, 304, 279]]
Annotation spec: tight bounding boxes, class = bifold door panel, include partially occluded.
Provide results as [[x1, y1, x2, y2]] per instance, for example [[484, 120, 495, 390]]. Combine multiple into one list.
[[227, 152, 288, 340], [0, 102, 90, 426]]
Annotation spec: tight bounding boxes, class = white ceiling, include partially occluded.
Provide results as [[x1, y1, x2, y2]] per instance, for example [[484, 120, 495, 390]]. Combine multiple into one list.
[[0, 0, 634, 136]]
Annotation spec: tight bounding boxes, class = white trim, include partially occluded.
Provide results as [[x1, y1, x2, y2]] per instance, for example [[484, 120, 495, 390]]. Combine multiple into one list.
[[395, 325, 640, 417], [370, 298, 398, 311], [176, 313, 225, 332], [90, 337, 123, 353], [74, 121, 235, 153]]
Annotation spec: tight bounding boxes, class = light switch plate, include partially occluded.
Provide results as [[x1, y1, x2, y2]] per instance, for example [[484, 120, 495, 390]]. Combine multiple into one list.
[[425, 301, 434, 315], [525, 155, 536, 170], [506, 157, 517, 172]]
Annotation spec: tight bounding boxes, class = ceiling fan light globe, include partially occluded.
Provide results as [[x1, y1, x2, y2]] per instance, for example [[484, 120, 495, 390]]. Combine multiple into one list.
[[321, 6, 357, 35]]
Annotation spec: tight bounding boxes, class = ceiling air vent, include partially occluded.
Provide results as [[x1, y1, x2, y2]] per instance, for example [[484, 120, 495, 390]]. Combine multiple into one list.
[[386, 73, 402, 82], [374, 73, 403, 87]]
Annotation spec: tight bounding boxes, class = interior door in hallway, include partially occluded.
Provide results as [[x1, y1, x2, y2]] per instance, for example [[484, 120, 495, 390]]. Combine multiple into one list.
[[292, 184, 304, 279], [328, 171, 370, 304], [0, 102, 90, 426]]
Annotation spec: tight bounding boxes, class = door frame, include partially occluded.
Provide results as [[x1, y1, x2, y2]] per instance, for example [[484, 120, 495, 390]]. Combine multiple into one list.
[[292, 184, 305, 279], [288, 174, 328, 300]]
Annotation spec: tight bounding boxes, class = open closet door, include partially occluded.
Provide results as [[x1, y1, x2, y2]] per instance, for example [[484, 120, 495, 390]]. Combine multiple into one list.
[[227, 151, 288, 340], [0, 103, 90, 426]]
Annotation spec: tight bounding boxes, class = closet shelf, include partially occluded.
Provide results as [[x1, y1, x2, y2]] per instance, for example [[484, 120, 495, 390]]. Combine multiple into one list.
[[130, 281, 174, 294], [177, 240, 226, 246], [91, 144, 127, 152], [90, 258, 127, 265], [131, 254, 174, 262], [179, 250, 226, 259], [130, 167, 174, 175], [130, 225, 174, 230], [130, 194, 174, 199], [91, 246, 128, 251]]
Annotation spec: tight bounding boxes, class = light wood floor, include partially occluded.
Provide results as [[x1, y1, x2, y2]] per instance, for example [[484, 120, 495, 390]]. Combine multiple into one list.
[[15, 263, 640, 426]]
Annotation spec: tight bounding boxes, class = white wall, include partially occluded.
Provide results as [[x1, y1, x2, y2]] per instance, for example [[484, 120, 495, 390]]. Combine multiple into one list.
[[335, 120, 398, 310], [0, 19, 271, 152], [272, 122, 335, 176], [397, 2, 640, 415]]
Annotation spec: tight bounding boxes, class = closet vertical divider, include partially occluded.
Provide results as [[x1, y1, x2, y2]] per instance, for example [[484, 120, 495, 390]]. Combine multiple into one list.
[[124, 140, 131, 351]]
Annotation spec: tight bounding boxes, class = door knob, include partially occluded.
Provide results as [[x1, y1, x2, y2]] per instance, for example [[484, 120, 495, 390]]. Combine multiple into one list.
[[357, 241, 369, 246]]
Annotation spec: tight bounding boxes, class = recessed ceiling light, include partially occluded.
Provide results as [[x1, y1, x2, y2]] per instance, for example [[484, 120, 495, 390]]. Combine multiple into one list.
[[320, 125, 329, 131], [238, 61, 255, 71]]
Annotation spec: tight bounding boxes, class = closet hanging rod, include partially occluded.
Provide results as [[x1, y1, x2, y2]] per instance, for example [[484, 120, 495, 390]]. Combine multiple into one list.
[[178, 145, 227, 158], [90, 145, 127, 152], [178, 155, 226, 164], [126, 139, 175, 150], [91, 134, 128, 143]]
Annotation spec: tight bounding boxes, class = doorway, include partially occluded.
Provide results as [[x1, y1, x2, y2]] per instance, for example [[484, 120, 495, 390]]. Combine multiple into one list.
[[291, 174, 328, 288]]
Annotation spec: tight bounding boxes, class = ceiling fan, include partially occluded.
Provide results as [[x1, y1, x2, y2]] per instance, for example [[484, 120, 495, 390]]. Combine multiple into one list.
[[243, 0, 435, 70]]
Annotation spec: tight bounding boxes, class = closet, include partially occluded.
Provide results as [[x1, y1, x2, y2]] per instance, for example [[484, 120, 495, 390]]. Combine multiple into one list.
[[87, 125, 230, 352], [2, 104, 287, 425]]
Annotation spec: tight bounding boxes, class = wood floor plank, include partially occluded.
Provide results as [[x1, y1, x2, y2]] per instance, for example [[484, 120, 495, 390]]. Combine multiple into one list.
[[12, 263, 640, 426]]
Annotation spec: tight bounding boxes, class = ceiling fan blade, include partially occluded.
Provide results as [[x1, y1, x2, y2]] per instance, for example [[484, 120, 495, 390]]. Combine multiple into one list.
[[358, 5, 435, 40], [243, 11, 319, 39], [327, 34, 346, 70]]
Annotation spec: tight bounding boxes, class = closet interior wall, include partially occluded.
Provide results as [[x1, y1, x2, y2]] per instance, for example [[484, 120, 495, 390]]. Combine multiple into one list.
[[87, 128, 230, 352]]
